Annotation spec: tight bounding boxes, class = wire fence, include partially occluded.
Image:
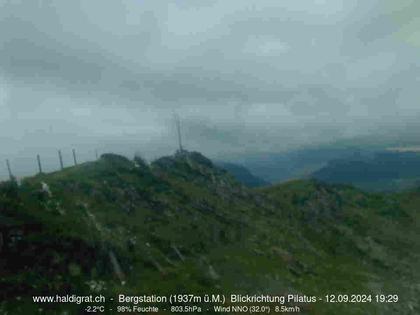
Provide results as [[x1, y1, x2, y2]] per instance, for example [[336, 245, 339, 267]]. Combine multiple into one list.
[[3, 148, 100, 182]]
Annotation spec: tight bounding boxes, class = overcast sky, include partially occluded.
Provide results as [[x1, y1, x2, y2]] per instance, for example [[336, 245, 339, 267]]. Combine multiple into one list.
[[1, 0, 420, 177]]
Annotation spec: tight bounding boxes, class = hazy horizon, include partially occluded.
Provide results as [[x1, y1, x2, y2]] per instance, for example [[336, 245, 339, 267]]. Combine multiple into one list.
[[1, 0, 420, 178]]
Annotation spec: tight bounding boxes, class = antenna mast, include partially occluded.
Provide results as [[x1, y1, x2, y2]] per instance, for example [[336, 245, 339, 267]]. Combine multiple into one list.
[[174, 112, 184, 153]]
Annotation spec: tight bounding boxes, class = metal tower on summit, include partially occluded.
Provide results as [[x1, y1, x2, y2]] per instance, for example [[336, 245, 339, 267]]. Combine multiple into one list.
[[174, 112, 184, 153]]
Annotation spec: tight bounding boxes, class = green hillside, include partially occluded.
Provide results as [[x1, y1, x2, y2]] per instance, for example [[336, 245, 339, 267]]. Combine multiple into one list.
[[215, 162, 269, 187], [312, 151, 420, 192], [0, 151, 419, 314]]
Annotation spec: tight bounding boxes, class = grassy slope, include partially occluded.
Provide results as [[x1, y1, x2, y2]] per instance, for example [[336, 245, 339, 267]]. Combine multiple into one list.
[[0, 152, 419, 314], [261, 180, 420, 314]]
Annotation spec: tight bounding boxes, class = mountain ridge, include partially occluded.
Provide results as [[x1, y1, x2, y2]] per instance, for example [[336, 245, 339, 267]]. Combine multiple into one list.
[[0, 151, 419, 314]]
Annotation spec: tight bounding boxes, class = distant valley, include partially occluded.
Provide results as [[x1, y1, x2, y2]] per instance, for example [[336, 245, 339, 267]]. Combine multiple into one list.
[[311, 151, 420, 191], [225, 146, 420, 192]]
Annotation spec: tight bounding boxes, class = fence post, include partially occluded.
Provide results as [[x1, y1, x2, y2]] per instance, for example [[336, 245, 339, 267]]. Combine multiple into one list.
[[37, 154, 43, 174], [72, 149, 77, 166], [58, 150, 64, 170], [6, 159, 13, 181], [95, 149, 98, 160]]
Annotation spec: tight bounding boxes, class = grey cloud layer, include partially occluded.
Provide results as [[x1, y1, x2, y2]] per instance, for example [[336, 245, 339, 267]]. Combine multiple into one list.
[[0, 0, 420, 177]]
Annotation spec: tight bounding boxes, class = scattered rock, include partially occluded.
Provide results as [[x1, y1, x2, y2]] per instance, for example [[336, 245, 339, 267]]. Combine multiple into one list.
[[41, 182, 52, 197]]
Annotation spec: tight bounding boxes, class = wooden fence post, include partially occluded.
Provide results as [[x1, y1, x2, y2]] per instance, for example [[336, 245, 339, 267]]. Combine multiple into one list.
[[6, 159, 13, 180], [58, 150, 64, 170], [72, 149, 77, 166], [37, 154, 42, 173]]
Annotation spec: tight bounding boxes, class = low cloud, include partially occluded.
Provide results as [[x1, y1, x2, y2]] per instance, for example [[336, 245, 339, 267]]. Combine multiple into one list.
[[0, 0, 420, 177]]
